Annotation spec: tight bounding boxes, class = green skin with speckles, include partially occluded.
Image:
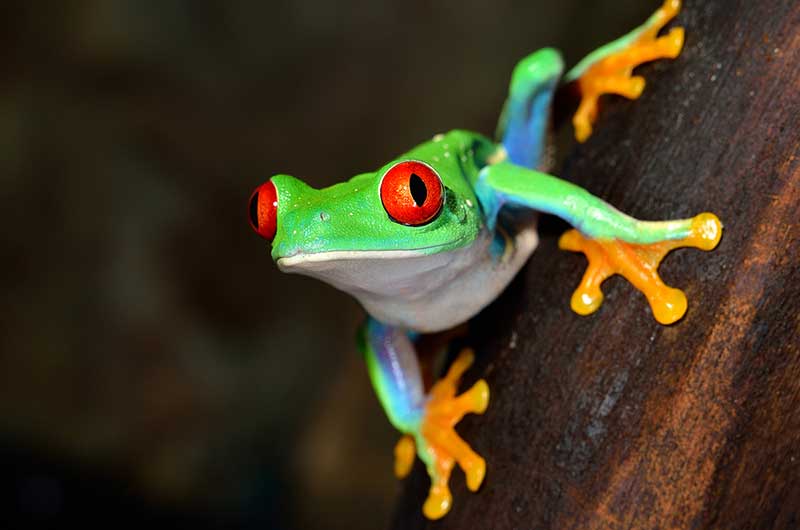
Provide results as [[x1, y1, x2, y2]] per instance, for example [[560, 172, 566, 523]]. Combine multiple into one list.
[[270, 131, 492, 261]]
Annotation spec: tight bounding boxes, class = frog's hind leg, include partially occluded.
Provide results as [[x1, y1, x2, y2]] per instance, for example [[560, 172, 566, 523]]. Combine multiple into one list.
[[565, 0, 685, 142], [496, 47, 564, 169], [415, 349, 489, 519], [359, 320, 489, 520]]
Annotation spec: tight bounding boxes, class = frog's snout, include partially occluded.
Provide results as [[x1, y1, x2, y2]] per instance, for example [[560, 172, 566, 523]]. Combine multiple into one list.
[[248, 178, 278, 241]]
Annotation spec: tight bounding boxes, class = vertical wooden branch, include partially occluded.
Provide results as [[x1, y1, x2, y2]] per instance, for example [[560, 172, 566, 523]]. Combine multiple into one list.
[[392, 0, 800, 528]]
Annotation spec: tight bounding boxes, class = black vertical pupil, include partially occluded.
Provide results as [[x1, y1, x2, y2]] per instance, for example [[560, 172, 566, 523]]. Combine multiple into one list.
[[409, 173, 427, 206], [249, 191, 260, 228]]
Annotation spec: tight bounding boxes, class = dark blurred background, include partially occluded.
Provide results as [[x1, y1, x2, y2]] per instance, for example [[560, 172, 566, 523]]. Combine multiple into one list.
[[0, 1, 653, 528]]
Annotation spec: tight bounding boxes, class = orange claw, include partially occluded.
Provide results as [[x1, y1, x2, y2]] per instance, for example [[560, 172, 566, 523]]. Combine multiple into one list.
[[410, 348, 489, 519], [573, 0, 685, 142], [558, 212, 722, 324]]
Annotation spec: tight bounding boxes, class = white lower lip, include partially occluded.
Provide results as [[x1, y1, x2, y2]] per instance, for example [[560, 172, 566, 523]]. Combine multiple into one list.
[[278, 249, 421, 269], [276, 237, 467, 269]]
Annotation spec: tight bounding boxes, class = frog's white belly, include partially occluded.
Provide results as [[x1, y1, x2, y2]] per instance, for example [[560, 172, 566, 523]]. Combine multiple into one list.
[[277, 216, 538, 333]]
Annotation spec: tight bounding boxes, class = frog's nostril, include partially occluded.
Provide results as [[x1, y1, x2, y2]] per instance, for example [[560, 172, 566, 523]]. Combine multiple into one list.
[[248, 180, 278, 241]]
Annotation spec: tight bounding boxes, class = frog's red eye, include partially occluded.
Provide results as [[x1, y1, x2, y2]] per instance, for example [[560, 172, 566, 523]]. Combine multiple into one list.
[[380, 161, 444, 226], [248, 180, 278, 241]]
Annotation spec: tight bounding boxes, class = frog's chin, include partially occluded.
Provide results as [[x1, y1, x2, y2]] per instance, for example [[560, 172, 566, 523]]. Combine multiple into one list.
[[276, 246, 468, 320], [271, 222, 538, 333]]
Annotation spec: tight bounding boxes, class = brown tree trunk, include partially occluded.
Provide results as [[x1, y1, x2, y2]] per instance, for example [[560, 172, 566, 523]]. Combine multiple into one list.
[[392, 1, 800, 528]]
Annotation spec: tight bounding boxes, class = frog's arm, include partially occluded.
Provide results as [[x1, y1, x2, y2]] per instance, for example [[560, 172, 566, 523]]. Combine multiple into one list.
[[496, 0, 685, 164], [478, 162, 722, 324], [358, 319, 489, 520], [496, 47, 563, 169], [566, 0, 685, 142], [480, 161, 704, 243]]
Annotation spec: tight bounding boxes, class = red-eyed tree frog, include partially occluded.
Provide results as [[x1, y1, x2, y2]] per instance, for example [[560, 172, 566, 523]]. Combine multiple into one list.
[[248, 0, 721, 520]]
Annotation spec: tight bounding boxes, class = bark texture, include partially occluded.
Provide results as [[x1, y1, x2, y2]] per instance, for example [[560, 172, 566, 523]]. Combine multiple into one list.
[[392, 1, 800, 528]]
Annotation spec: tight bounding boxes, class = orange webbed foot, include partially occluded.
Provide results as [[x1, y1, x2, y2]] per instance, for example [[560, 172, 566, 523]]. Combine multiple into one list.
[[397, 348, 489, 519], [559, 212, 722, 324], [573, 0, 685, 142]]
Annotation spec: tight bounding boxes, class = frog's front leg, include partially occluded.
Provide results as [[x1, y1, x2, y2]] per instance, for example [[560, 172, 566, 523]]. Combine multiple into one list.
[[358, 319, 489, 519], [565, 0, 685, 142], [478, 162, 722, 324]]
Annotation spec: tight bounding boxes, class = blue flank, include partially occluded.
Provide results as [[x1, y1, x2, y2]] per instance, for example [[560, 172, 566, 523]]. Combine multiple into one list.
[[360, 318, 424, 432]]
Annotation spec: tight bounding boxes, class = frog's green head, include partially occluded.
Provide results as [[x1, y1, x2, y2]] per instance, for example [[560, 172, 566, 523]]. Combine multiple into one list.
[[249, 159, 482, 263], [248, 132, 491, 281]]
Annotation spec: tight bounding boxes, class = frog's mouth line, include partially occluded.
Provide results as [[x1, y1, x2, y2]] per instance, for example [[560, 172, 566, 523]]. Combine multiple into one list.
[[276, 237, 469, 270]]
